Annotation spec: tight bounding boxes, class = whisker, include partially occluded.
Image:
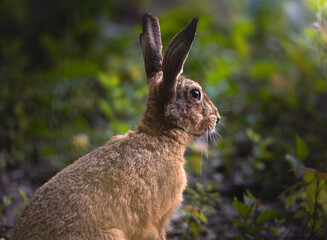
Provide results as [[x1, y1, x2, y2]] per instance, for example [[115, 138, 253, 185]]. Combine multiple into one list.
[[201, 130, 210, 173], [216, 131, 224, 141], [217, 109, 230, 112], [218, 121, 229, 131], [205, 131, 209, 160], [210, 131, 217, 146], [213, 126, 224, 142], [199, 124, 225, 173], [215, 129, 220, 140]]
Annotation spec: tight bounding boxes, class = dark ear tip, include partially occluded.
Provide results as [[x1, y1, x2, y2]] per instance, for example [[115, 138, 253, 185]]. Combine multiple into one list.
[[184, 16, 198, 41], [142, 12, 158, 22], [143, 12, 153, 17], [142, 12, 159, 33], [190, 17, 199, 29], [193, 16, 199, 23]]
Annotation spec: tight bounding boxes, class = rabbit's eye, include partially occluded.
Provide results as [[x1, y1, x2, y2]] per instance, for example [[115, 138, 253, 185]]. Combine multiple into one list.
[[190, 89, 201, 101]]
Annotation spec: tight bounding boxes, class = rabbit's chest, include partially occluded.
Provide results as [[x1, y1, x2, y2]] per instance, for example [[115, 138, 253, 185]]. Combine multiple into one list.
[[156, 156, 186, 206]]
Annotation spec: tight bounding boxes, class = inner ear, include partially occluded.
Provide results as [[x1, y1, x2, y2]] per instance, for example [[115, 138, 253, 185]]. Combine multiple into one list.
[[160, 17, 198, 103]]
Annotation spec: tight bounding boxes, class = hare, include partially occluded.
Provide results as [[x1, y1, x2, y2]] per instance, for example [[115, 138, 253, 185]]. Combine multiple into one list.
[[11, 13, 220, 240]]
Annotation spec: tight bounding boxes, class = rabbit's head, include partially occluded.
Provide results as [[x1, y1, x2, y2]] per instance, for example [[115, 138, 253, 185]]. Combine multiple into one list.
[[138, 13, 220, 139]]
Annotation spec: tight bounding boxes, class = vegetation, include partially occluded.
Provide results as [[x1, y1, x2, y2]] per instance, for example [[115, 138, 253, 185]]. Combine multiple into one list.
[[1, 0, 327, 239]]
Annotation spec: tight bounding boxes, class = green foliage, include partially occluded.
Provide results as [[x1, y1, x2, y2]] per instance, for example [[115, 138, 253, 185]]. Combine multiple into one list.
[[285, 135, 308, 178], [0, 0, 325, 183], [0, 0, 148, 169], [184, 183, 221, 211], [180, 183, 221, 238], [18, 188, 28, 205], [0, 195, 13, 218], [281, 168, 327, 238], [0, 189, 28, 218], [181, 205, 208, 238], [295, 135, 309, 161], [232, 190, 286, 239], [196, 0, 327, 198]]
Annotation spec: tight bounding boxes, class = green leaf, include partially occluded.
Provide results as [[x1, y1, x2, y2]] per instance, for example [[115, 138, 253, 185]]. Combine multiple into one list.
[[293, 211, 307, 219], [232, 19, 253, 57], [210, 192, 221, 201], [99, 99, 113, 118], [196, 183, 205, 193], [184, 187, 200, 198], [256, 209, 286, 224], [197, 212, 208, 224], [232, 198, 252, 221], [285, 190, 305, 209], [249, 61, 278, 79], [109, 122, 130, 134], [244, 190, 261, 209], [296, 135, 308, 161], [98, 73, 120, 91], [270, 226, 280, 236], [285, 154, 303, 169], [13, 209, 21, 216], [246, 128, 261, 142], [190, 221, 199, 237], [303, 171, 316, 183], [245, 190, 254, 201], [318, 184, 327, 212], [2, 194, 13, 207], [18, 188, 28, 203], [206, 57, 231, 82], [232, 218, 246, 227]]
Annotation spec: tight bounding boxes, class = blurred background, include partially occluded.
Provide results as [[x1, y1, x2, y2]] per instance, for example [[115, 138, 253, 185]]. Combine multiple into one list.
[[1, 0, 327, 239]]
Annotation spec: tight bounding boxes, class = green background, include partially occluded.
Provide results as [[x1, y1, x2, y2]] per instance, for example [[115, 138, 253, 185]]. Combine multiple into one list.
[[1, 0, 327, 238]]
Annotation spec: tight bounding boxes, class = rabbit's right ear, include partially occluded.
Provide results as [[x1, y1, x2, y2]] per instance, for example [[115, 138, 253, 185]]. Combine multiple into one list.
[[161, 17, 198, 103], [140, 13, 163, 82]]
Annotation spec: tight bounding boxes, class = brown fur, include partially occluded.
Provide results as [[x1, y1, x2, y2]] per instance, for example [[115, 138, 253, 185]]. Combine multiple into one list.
[[11, 13, 220, 240]]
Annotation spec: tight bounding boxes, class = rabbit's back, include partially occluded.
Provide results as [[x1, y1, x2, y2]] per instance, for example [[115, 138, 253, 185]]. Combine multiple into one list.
[[11, 131, 187, 240]]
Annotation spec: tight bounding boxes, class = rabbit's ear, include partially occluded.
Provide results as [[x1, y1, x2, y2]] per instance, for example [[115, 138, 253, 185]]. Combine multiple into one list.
[[161, 17, 198, 99], [140, 13, 163, 81]]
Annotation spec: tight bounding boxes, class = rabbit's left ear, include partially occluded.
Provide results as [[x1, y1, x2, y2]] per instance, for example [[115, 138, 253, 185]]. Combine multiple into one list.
[[140, 13, 163, 82], [161, 17, 198, 101]]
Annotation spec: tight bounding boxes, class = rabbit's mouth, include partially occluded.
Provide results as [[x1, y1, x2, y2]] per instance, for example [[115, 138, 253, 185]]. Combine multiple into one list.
[[202, 116, 220, 137], [207, 124, 216, 135], [191, 123, 215, 138], [209, 116, 219, 130]]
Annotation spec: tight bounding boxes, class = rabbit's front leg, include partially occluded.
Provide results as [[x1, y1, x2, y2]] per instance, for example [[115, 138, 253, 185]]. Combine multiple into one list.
[[100, 228, 127, 240], [157, 203, 181, 240], [139, 224, 162, 240]]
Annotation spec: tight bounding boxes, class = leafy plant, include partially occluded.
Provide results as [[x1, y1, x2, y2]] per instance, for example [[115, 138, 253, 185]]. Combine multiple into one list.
[[0, 189, 28, 218], [181, 205, 208, 239], [285, 135, 308, 175], [180, 183, 221, 239], [281, 168, 327, 239], [232, 190, 285, 239], [246, 128, 274, 172], [0, 194, 13, 218]]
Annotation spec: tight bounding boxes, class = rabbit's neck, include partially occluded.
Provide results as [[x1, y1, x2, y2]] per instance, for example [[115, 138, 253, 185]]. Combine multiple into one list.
[[137, 121, 193, 147]]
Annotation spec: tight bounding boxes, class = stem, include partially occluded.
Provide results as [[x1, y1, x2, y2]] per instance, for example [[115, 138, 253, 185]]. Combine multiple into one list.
[[309, 175, 320, 240]]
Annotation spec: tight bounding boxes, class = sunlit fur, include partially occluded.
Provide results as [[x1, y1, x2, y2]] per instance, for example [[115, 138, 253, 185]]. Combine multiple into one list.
[[11, 13, 220, 240]]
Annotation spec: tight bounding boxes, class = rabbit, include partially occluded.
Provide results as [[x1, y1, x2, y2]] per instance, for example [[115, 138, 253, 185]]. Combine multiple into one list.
[[11, 12, 220, 240]]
